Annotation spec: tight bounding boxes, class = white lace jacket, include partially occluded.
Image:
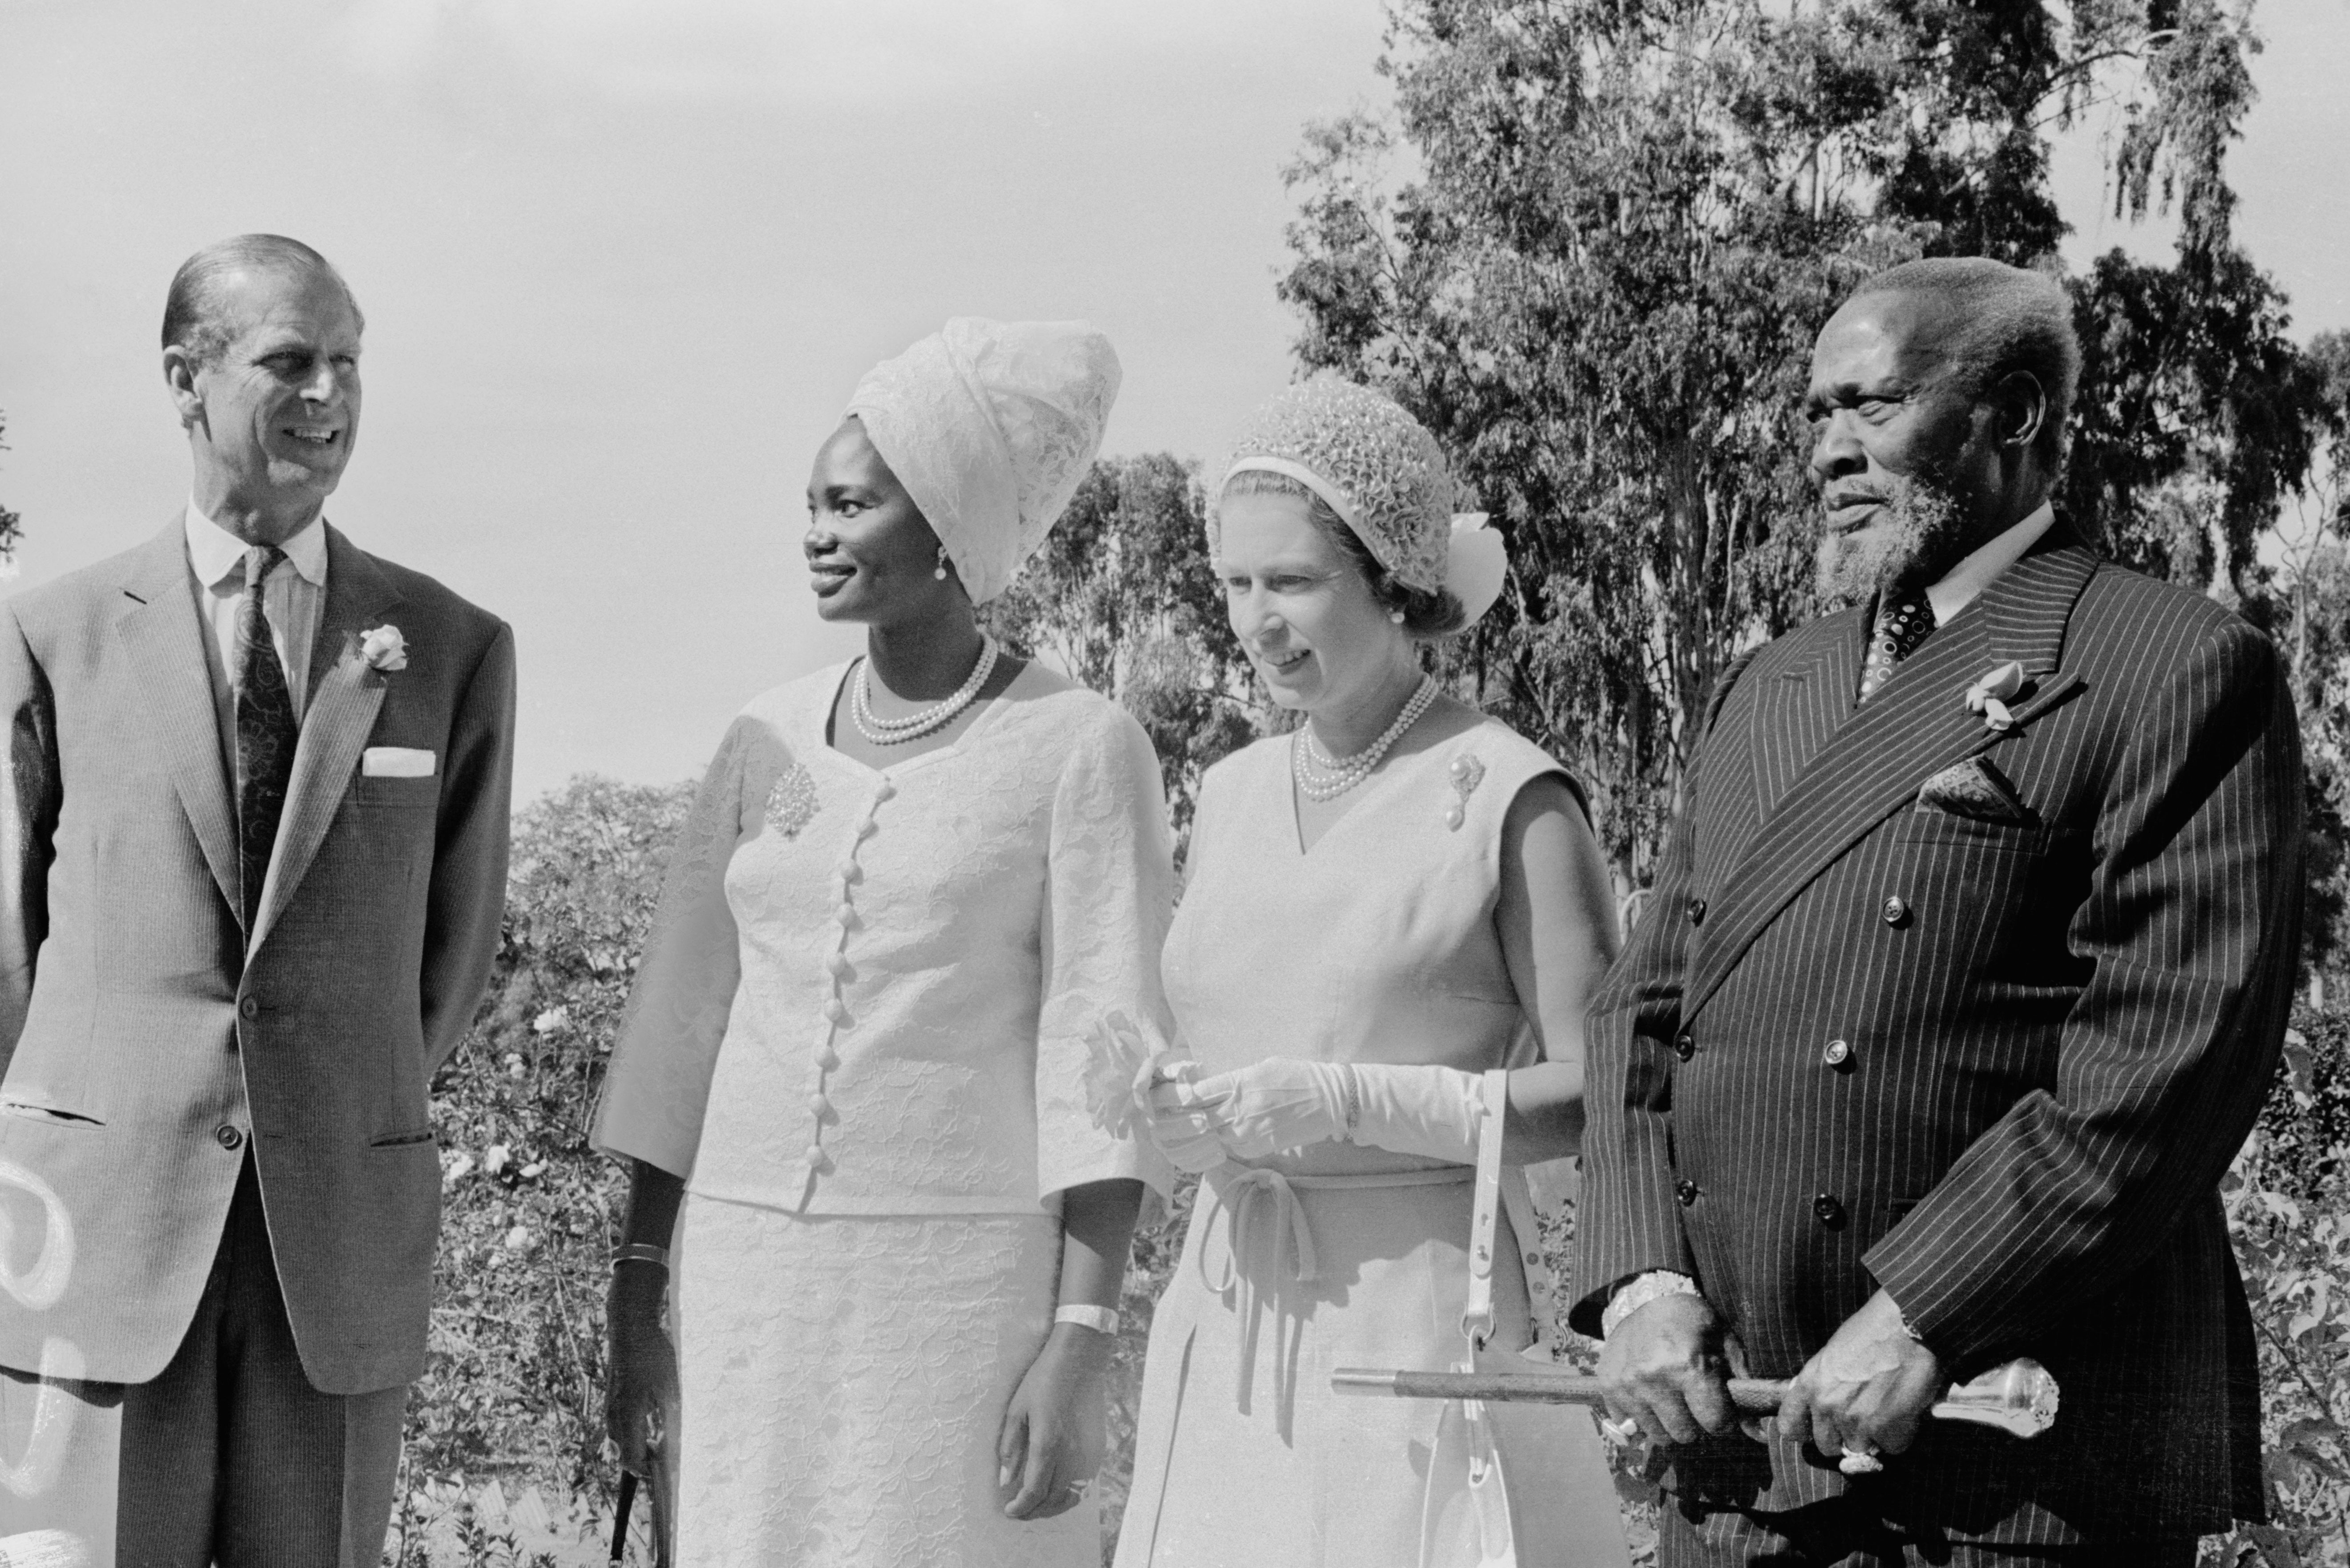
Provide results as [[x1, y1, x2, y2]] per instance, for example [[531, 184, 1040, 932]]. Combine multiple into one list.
[[592, 661, 1178, 1215]]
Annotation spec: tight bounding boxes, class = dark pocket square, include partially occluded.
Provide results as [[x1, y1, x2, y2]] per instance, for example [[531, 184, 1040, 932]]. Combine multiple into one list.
[[1915, 756, 2034, 824]]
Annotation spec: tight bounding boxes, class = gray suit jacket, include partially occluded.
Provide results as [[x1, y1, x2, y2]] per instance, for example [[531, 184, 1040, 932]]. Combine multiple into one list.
[[0, 517, 515, 1394]]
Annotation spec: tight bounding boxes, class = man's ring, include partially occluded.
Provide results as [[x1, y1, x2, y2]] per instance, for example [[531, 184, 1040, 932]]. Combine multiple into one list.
[[1837, 1442, 1885, 1476], [1600, 1416, 1641, 1446]]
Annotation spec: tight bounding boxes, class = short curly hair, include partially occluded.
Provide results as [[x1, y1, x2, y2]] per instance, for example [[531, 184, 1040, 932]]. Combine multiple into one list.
[[1220, 467, 1467, 639], [1847, 257, 2079, 470]]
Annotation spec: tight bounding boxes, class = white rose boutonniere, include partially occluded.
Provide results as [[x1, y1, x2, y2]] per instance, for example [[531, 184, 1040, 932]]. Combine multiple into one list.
[[1963, 660, 2028, 733], [360, 624, 409, 673]]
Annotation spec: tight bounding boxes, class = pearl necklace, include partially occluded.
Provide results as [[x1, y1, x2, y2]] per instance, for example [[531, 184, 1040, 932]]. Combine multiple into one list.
[[851, 635, 1000, 746], [1292, 675, 1439, 802]]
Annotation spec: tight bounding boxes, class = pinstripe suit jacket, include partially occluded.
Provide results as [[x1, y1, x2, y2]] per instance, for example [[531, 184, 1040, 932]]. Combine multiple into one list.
[[0, 518, 515, 1394], [1573, 526, 2301, 1543]]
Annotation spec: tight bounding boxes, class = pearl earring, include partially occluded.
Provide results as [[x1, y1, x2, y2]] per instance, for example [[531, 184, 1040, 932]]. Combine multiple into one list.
[[934, 546, 950, 582], [1388, 609, 1406, 624]]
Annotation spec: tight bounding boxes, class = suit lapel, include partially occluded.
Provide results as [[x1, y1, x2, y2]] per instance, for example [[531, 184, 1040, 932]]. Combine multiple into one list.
[[250, 527, 403, 955], [1751, 608, 1865, 815], [1683, 532, 2099, 1023], [113, 518, 240, 917]]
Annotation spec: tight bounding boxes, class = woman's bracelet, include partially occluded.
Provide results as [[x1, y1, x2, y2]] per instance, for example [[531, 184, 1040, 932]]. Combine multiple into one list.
[[1053, 1304, 1120, 1336], [613, 1243, 671, 1271]]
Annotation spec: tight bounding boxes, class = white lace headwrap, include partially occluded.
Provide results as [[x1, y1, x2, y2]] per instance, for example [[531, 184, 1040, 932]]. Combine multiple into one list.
[[845, 318, 1122, 605], [1212, 375, 1507, 628]]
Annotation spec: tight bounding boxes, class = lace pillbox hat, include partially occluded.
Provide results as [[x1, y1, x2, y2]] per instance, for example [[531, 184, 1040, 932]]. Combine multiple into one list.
[[847, 318, 1122, 604], [1212, 375, 1507, 627]]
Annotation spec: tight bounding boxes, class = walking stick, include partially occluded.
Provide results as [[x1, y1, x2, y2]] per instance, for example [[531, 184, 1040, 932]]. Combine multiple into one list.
[[1333, 1357, 2060, 1439], [609, 1472, 636, 1566]]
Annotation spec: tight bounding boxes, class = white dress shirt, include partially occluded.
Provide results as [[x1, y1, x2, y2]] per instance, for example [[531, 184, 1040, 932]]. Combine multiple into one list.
[[184, 502, 328, 717], [1925, 500, 2055, 628]]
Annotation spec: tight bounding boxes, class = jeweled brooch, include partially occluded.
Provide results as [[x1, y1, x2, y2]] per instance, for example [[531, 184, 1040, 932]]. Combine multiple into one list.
[[766, 764, 819, 839], [1445, 753, 1486, 830]]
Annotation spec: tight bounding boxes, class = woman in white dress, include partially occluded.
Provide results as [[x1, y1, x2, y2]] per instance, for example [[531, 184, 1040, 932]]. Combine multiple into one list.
[[595, 318, 1175, 1566], [1115, 377, 1630, 1566]]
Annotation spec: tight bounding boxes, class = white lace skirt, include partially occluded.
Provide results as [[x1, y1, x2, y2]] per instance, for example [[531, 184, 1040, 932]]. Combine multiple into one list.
[[675, 1194, 1095, 1568]]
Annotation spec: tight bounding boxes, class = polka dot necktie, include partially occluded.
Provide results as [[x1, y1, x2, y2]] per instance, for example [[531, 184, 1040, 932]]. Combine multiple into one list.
[[234, 544, 300, 933], [1857, 591, 1934, 704]]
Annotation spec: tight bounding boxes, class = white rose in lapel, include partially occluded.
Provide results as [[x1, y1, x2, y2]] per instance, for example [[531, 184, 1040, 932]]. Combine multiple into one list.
[[1963, 660, 2028, 733], [360, 624, 408, 673]]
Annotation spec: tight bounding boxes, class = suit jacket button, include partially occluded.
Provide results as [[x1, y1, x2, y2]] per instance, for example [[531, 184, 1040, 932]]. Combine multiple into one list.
[[1812, 1192, 1845, 1227], [237, 997, 259, 1020], [1881, 895, 1910, 927], [1673, 1031, 1696, 1062], [1686, 896, 1706, 926], [215, 1125, 244, 1151], [1676, 1179, 1700, 1207], [1823, 1038, 1853, 1067]]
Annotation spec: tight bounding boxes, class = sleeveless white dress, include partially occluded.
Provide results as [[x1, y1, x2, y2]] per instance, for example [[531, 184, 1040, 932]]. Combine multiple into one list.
[[595, 660, 1176, 1567], [1114, 705, 1626, 1568]]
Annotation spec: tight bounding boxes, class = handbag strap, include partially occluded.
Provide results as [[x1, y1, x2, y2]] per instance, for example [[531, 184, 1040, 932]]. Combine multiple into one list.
[[1462, 1068, 1510, 1353]]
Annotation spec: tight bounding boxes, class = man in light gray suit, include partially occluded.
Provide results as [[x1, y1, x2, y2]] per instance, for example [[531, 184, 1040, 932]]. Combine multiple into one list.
[[0, 235, 515, 1564]]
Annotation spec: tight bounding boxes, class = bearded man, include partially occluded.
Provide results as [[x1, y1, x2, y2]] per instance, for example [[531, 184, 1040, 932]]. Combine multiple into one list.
[[0, 236, 514, 1564], [1575, 256, 2301, 1565]]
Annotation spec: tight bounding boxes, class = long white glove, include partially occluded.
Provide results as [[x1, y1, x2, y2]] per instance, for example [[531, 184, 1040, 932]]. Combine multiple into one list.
[[1151, 1058, 1352, 1164], [1149, 1057, 1489, 1166], [1347, 1062, 1486, 1164]]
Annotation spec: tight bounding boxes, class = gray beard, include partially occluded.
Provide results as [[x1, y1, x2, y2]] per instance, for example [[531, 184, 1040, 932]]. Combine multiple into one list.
[[1813, 475, 1976, 608]]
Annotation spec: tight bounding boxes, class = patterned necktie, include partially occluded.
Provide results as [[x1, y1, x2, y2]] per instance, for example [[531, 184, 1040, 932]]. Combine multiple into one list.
[[235, 545, 300, 933], [1856, 590, 1934, 703]]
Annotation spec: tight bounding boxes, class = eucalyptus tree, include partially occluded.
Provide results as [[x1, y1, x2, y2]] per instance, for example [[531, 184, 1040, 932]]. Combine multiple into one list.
[[1277, 0, 2312, 886], [980, 453, 1261, 844]]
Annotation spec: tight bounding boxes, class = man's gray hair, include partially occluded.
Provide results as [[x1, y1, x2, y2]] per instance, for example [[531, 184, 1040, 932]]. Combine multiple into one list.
[[162, 235, 364, 369], [1849, 256, 2080, 470]]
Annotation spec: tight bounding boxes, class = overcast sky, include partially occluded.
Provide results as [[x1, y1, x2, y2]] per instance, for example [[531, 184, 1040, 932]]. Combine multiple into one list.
[[3, 0, 2345, 800]]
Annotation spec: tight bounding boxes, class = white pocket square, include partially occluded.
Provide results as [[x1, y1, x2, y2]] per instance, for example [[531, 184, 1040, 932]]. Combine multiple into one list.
[[362, 747, 437, 778]]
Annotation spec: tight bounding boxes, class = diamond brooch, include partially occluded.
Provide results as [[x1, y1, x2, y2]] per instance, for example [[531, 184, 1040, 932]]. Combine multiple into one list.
[[766, 764, 819, 839]]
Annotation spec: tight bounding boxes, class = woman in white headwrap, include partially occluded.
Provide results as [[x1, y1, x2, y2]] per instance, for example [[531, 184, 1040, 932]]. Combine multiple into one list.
[[1112, 377, 1629, 1566], [594, 319, 1175, 1566]]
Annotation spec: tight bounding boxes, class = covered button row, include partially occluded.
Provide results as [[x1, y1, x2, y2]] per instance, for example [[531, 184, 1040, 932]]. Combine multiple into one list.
[[808, 776, 896, 1179]]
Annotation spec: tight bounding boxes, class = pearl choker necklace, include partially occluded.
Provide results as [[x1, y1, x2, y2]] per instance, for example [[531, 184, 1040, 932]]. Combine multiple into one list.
[[1292, 676, 1439, 801], [851, 636, 1000, 746]]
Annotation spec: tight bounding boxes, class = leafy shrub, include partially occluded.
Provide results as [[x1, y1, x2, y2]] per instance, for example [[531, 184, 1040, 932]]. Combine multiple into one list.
[[395, 775, 2350, 1568], [391, 776, 694, 1564], [2208, 1010, 2350, 1567]]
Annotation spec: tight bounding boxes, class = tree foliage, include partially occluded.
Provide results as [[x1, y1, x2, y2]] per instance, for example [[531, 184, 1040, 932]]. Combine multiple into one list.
[[981, 453, 1265, 843], [0, 412, 22, 567], [1276, 0, 2319, 888]]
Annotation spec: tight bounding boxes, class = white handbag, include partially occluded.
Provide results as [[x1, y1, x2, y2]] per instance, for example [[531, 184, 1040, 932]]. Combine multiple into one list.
[[1417, 1070, 1632, 1568]]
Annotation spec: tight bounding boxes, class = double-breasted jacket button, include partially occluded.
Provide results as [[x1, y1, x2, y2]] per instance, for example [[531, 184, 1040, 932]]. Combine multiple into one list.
[[1823, 1038, 1853, 1068], [1686, 896, 1707, 926], [1812, 1192, 1846, 1228], [1673, 1030, 1696, 1062], [237, 996, 260, 1020], [1881, 895, 1910, 927], [215, 1125, 244, 1151], [1675, 1179, 1700, 1207]]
